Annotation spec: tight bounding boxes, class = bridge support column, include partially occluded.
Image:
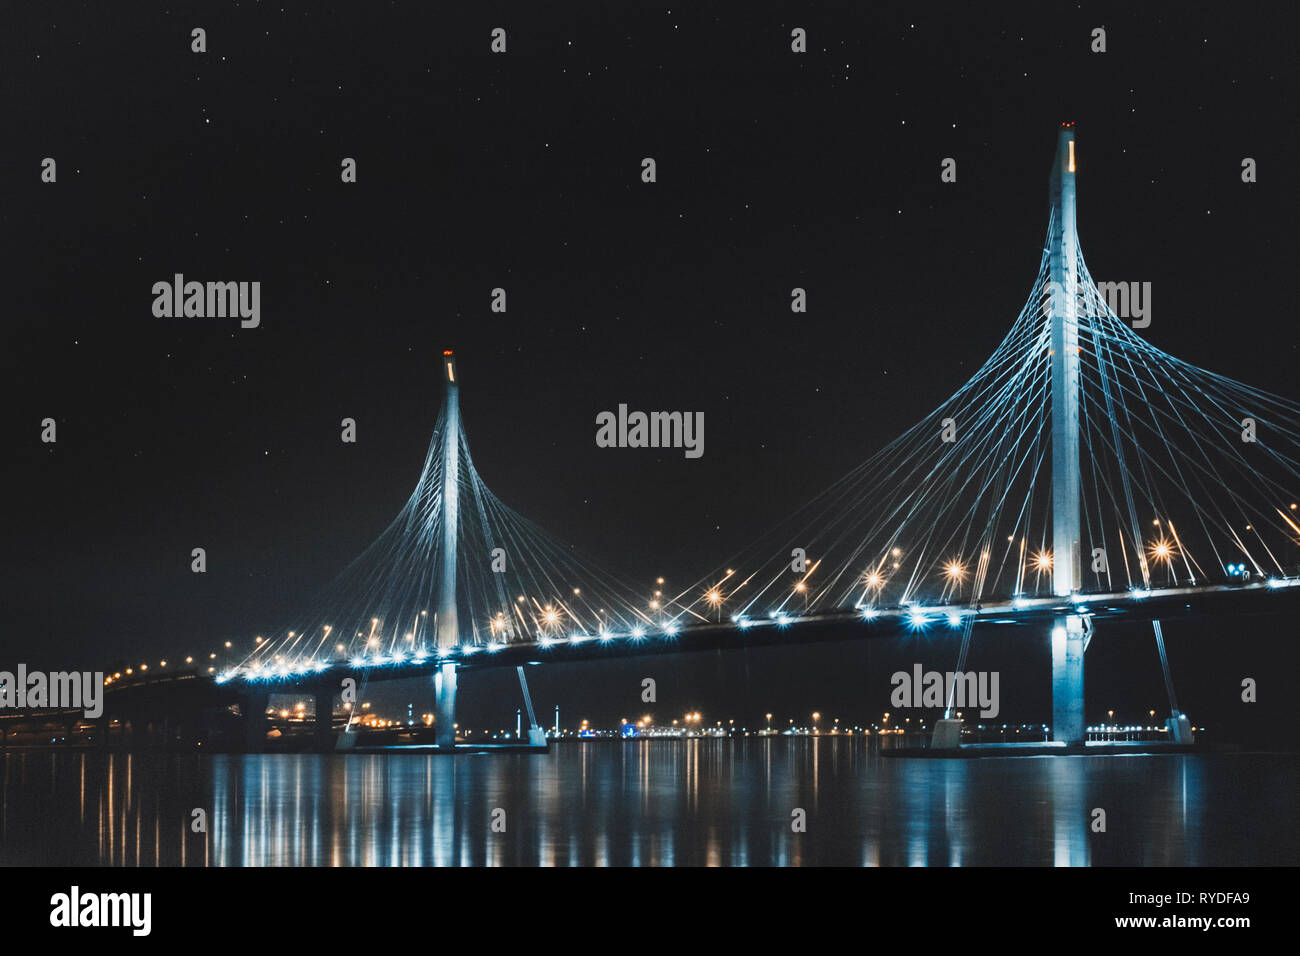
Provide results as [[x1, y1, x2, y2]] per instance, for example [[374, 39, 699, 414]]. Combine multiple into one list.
[[435, 662, 458, 749], [314, 689, 334, 751], [244, 692, 270, 752], [1166, 712, 1194, 744], [1051, 614, 1086, 744], [931, 718, 963, 749], [433, 351, 461, 752]]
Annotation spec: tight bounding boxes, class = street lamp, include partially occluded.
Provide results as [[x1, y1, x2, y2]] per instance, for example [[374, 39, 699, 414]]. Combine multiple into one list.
[[705, 588, 722, 621]]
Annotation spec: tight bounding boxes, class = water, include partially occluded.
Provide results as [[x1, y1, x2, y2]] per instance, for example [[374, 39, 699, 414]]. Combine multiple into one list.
[[1, 739, 1295, 866]]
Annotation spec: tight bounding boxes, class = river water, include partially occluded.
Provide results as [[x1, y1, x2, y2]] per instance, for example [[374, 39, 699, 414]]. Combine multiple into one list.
[[1, 738, 1295, 866]]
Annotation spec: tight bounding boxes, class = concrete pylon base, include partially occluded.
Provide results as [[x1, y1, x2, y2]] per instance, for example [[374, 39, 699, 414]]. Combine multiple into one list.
[[1166, 713, 1194, 744], [931, 718, 963, 749], [527, 727, 548, 747], [1051, 614, 1086, 744], [435, 661, 458, 749]]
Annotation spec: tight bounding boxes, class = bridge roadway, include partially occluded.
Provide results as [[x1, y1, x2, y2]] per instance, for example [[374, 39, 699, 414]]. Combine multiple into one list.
[[14, 578, 1286, 752], [204, 579, 1300, 694]]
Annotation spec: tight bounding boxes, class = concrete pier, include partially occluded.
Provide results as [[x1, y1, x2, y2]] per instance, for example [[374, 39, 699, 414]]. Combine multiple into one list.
[[1051, 615, 1086, 744], [435, 662, 458, 748]]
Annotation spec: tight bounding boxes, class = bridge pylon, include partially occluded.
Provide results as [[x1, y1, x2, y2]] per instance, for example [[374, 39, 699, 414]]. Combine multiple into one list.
[[435, 350, 461, 749], [1048, 124, 1085, 744]]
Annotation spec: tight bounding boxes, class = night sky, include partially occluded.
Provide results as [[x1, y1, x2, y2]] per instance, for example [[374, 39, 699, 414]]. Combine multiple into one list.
[[3, 3, 1297, 733]]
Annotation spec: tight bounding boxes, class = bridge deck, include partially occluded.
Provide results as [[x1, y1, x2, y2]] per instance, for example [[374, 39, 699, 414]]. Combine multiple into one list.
[[195, 580, 1300, 692]]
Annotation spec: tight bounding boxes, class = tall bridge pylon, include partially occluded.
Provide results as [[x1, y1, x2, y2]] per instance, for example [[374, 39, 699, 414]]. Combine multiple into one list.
[[435, 351, 462, 748], [1048, 124, 1086, 744], [431, 351, 547, 749]]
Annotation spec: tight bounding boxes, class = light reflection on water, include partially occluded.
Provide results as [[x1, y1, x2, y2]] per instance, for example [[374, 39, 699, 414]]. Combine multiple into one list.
[[1, 739, 1296, 866]]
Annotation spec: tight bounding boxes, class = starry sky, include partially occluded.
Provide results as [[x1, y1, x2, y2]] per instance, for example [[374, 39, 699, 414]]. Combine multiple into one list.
[[2, 3, 1297, 730]]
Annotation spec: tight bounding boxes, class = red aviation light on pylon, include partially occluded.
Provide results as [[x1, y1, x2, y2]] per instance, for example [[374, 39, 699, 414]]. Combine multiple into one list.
[[443, 350, 457, 384]]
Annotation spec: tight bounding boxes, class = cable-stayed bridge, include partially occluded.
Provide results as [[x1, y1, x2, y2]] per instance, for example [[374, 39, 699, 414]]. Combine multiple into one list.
[[104, 125, 1300, 752]]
